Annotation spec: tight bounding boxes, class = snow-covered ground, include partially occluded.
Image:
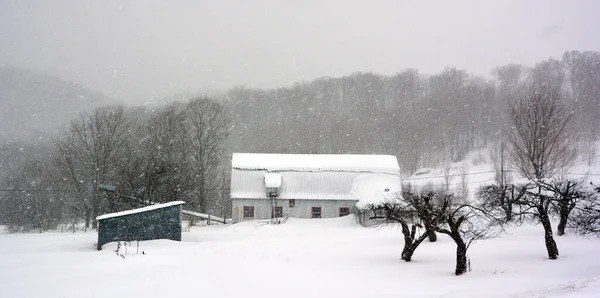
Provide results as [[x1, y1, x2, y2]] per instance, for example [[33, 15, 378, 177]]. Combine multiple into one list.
[[1, 215, 599, 298], [2, 145, 599, 297]]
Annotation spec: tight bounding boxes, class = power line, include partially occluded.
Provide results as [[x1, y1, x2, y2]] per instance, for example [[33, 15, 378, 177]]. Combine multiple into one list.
[[404, 170, 497, 181], [404, 170, 600, 182], [406, 178, 496, 186], [564, 173, 600, 176], [570, 154, 600, 166], [0, 188, 231, 192], [403, 153, 600, 182], [0, 189, 75, 192]]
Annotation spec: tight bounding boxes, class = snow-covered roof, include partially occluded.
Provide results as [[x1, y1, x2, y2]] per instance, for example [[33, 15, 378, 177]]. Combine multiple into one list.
[[232, 153, 400, 174], [353, 174, 403, 209], [264, 173, 282, 188], [231, 153, 402, 201], [96, 201, 185, 220]]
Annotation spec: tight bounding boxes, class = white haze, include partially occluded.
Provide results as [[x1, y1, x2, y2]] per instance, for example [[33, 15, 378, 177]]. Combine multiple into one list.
[[1, 0, 599, 104]]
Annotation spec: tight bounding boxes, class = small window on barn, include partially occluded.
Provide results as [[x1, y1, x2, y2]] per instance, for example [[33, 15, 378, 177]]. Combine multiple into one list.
[[243, 206, 254, 218], [339, 207, 350, 217], [289, 199, 295, 207], [272, 206, 283, 218], [311, 207, 322, 218]]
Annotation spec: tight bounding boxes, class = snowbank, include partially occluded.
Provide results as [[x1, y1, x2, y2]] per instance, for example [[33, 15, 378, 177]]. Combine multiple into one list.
[[1, 219, 600, 298]]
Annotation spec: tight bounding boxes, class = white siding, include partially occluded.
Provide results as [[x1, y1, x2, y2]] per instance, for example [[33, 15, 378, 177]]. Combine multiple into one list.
[[231, 169, 364, 200], [232, 198, 357, 223]]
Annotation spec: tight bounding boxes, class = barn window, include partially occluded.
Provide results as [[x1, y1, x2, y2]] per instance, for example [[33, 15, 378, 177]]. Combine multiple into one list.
[[272, 206, 283, 218], [289, 199, 295, 207], [339, 207, 350, 217], [311, 207, 322, 218], [243, 206, 254, 218]]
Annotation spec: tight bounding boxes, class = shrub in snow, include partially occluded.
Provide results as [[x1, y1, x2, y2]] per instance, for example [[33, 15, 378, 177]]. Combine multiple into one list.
[[569, 184, 600, 237]]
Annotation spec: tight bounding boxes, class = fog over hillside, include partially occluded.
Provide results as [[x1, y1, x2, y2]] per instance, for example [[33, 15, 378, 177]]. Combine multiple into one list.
[[1, 0, 599, 104], [0, 67, 113, 144]]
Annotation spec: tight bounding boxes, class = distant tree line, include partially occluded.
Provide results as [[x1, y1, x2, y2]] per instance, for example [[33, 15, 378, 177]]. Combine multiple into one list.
[[1, 50, 600, 232]]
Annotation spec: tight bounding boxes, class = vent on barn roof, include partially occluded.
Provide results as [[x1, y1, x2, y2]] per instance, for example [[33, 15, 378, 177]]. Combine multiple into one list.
[[264, 173, 282, 197]]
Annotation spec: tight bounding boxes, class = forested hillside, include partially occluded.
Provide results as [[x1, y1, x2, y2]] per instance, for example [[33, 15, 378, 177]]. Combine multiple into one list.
[[225, 51, 600, 174]]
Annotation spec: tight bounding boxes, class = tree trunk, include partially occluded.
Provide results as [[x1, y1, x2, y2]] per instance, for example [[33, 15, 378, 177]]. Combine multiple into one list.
[[504, 201, 513, 222], [557, 213, 568, 236], [400, 223, 428, 262], [453, 235, 468, 275], [427, 230, 437, 242], [91, 199, 99, 230], [84, 208, 91, 229], [401, 235, 428, 262], [401, 245, 416, 262], [423, 221, 437, 242], [540, 212, 559, 259], [556, 201, 570, 236]]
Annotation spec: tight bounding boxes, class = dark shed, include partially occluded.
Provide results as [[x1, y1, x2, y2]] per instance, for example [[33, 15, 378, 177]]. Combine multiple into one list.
[[96, 201, 185, 250]]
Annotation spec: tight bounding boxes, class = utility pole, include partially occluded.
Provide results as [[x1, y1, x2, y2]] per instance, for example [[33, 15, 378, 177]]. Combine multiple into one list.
[[500, 141, 505, 188]]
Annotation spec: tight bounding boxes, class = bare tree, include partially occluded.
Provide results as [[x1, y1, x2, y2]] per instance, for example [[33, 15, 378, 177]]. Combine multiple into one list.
[[539, 178, 594, 236], [506, 85, 578, 259], [55, 131, 91, 228], [433, 194, 503, 275], [458, 161, 469, 201], [570, 185, 600, 237], [183, 97, 230, 213], [55, 105, 131, 229], [369, 192, 447, 261], [507, 85, 576, 181], [115, 103, 191, 206], [518, 183, 560, 259], [443, 161, 452, 192], [478, 184, 529, 223], [2, 156, 64, 232], [481, 180, 588, 259]]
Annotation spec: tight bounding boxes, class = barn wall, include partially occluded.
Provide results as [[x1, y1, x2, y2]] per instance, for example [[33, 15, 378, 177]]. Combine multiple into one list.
[[232, 198, 357, 223]]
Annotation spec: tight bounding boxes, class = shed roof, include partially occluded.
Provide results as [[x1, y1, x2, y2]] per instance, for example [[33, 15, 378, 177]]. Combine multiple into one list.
[[96, 201, 185, 220], [232, 153, 399, 174]]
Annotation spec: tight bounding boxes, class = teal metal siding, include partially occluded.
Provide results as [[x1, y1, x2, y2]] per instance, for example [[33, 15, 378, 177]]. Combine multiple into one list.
[[97, 204, 182, 250]]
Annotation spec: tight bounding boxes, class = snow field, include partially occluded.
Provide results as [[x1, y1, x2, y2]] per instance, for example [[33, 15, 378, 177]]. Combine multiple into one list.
[[1, 215, 599, 298]]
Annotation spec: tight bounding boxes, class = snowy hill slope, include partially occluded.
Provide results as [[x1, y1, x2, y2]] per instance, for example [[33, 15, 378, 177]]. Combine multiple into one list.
[[404, 143, 600, 199]]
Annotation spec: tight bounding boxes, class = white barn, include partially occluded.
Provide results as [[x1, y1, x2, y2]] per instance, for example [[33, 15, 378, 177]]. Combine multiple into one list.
[[230, 153, 402, 223]]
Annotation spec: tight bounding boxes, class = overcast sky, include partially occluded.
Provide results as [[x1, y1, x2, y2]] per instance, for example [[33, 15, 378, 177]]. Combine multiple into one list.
[[1, 0, 599, 104]]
